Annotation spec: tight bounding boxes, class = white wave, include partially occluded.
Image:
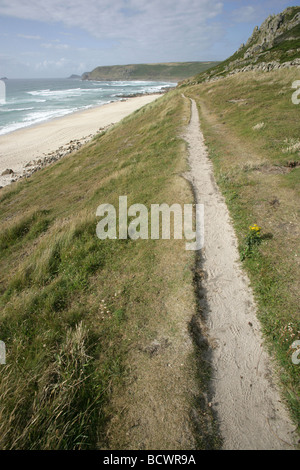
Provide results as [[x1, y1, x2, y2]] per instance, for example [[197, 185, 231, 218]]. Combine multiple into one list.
[[26, 88, 109, 100], [27, 89, 51, 95], [0, 80, 176, 136], [23, 108, 76, 123], [7, 98, 47, 105], [0, 107, 77, 136], [0, 107, 35, 112], [27, 88, 83, 97], [0, 122, 29, 135]]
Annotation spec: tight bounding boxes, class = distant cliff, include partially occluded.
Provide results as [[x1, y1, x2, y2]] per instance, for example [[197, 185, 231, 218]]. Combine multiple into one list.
[[81, 62, 219, 81]]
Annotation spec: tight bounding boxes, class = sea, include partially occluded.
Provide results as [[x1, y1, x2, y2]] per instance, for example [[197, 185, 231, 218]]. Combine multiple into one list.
[[0, 78, 176, 136]]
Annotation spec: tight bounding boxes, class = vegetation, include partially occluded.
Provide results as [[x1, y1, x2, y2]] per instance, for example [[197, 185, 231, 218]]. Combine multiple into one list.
[[1, 7, 300, 448], [184, 68, 300, 428], [0, 91, 200, 449], [271, 23, 300, 63], [82, 61, 220, 81], [181, 6, 300, 85]]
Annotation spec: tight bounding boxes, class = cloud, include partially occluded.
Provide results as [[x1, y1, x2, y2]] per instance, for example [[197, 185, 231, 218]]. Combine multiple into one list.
[[17, 33, 41, 39], [1, 1, 229, 76], [35, 57, 68, 70], [230, 6, 259, 24], [0, 52, 32, 74], [34, 56, 87, 75], [41, 42, 70, 49], [0, 0, 224, 54]]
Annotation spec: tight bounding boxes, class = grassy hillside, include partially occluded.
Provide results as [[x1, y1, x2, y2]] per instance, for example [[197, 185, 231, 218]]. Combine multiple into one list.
[[181, 6, 300, 85], [82, 61, 220, 82], [1, 9, 299, 446], [0, 92, 207, 449], [184, 68, 300, 428]]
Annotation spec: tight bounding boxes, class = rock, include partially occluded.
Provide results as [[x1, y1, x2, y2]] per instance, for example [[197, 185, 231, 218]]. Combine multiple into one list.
[[1, 168, 14, 175], [200, 7, 300, 85], [2, 123, 115, 188]]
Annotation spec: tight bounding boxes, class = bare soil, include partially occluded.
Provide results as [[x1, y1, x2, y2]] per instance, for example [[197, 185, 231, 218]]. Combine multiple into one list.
[[184, 96, 297, 450]]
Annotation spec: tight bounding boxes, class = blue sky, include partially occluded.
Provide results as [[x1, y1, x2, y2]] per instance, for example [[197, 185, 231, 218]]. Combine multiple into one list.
[[0, 0, 297, 78]]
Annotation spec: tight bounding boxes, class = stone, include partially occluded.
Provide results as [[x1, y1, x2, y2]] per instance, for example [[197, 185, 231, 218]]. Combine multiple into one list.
[[1, 168, 14, 176]]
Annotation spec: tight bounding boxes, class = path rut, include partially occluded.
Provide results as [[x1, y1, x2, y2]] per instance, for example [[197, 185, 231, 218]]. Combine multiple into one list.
[[184, 96, 296, 450]]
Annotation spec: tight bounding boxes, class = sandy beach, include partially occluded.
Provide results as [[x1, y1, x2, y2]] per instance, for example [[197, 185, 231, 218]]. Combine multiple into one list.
[[0, 94, 161, 187]]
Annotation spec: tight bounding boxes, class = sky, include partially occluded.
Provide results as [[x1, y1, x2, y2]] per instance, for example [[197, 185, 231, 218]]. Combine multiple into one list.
[[0, 0, 297, 78]]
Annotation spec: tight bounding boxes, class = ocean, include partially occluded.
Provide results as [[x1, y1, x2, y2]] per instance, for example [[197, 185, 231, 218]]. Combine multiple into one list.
[[0, 78, 176, 136]]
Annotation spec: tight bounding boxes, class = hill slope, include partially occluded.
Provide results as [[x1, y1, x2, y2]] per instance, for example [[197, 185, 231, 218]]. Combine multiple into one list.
[[181, 6, 300, 84], [0, 6, 299, 450], [0, 92, 217, 449], [82, 61, 220, 81], [182, 14, 300, 429]]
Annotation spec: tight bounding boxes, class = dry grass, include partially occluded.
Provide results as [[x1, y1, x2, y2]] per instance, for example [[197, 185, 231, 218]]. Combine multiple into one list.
[[185, 68, 300, 429], [0, 90, 214, 449]]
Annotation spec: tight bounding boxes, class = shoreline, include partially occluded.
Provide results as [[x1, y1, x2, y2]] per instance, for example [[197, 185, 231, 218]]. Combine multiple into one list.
[[0, 93, 161, 188], [0, 89, 171, 139]]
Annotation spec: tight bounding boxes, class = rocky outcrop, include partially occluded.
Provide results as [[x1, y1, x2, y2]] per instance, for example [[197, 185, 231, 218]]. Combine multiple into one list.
[[229, 7, 300, 69], [243, 8, 300, 55], [206, 58, 300, 83], [182, 6, 300, 86]]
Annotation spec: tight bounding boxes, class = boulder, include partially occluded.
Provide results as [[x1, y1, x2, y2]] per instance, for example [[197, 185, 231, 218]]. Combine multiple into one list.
[[1, 168, 14, 176]]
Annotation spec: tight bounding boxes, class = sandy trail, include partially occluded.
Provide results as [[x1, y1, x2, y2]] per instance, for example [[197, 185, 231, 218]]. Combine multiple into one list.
[[184, 96, 296, 450], [0, 94, 160, 187]]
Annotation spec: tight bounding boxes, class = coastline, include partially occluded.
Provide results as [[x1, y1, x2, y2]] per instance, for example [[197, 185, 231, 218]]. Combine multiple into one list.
[[0, 93, 161, 188]]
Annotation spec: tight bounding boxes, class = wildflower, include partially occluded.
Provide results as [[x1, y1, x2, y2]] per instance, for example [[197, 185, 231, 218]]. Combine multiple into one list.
[[241, 223, 263, 260], [249, 223, 261, 232]]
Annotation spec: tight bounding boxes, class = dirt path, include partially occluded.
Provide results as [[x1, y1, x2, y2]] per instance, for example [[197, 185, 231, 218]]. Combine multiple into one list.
[[183, 96, 297, 450]]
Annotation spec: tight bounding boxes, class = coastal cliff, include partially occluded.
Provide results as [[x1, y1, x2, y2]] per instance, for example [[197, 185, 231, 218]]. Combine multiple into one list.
[[181, 6, 300, 84], [81, 61, 219, 81]]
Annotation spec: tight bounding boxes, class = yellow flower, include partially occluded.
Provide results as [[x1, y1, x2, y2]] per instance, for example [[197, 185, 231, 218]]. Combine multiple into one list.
[[249, 224, 261, 232]]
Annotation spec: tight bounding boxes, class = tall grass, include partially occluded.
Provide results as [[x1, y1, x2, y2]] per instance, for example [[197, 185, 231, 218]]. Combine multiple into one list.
[[0, 91, 197, 449], [185, 68, 300, 429]]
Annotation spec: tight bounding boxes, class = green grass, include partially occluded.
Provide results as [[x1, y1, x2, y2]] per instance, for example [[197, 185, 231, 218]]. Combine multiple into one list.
[[270, 23, 300, 63], [0, 210, 51, 253], [0, 91, 196, 449], [283, 6, 300, 23], [1, 63, 299, 448], [83, 61, 220, 81], [181, 7, 300, 85], [185, 68, 300, 430]]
